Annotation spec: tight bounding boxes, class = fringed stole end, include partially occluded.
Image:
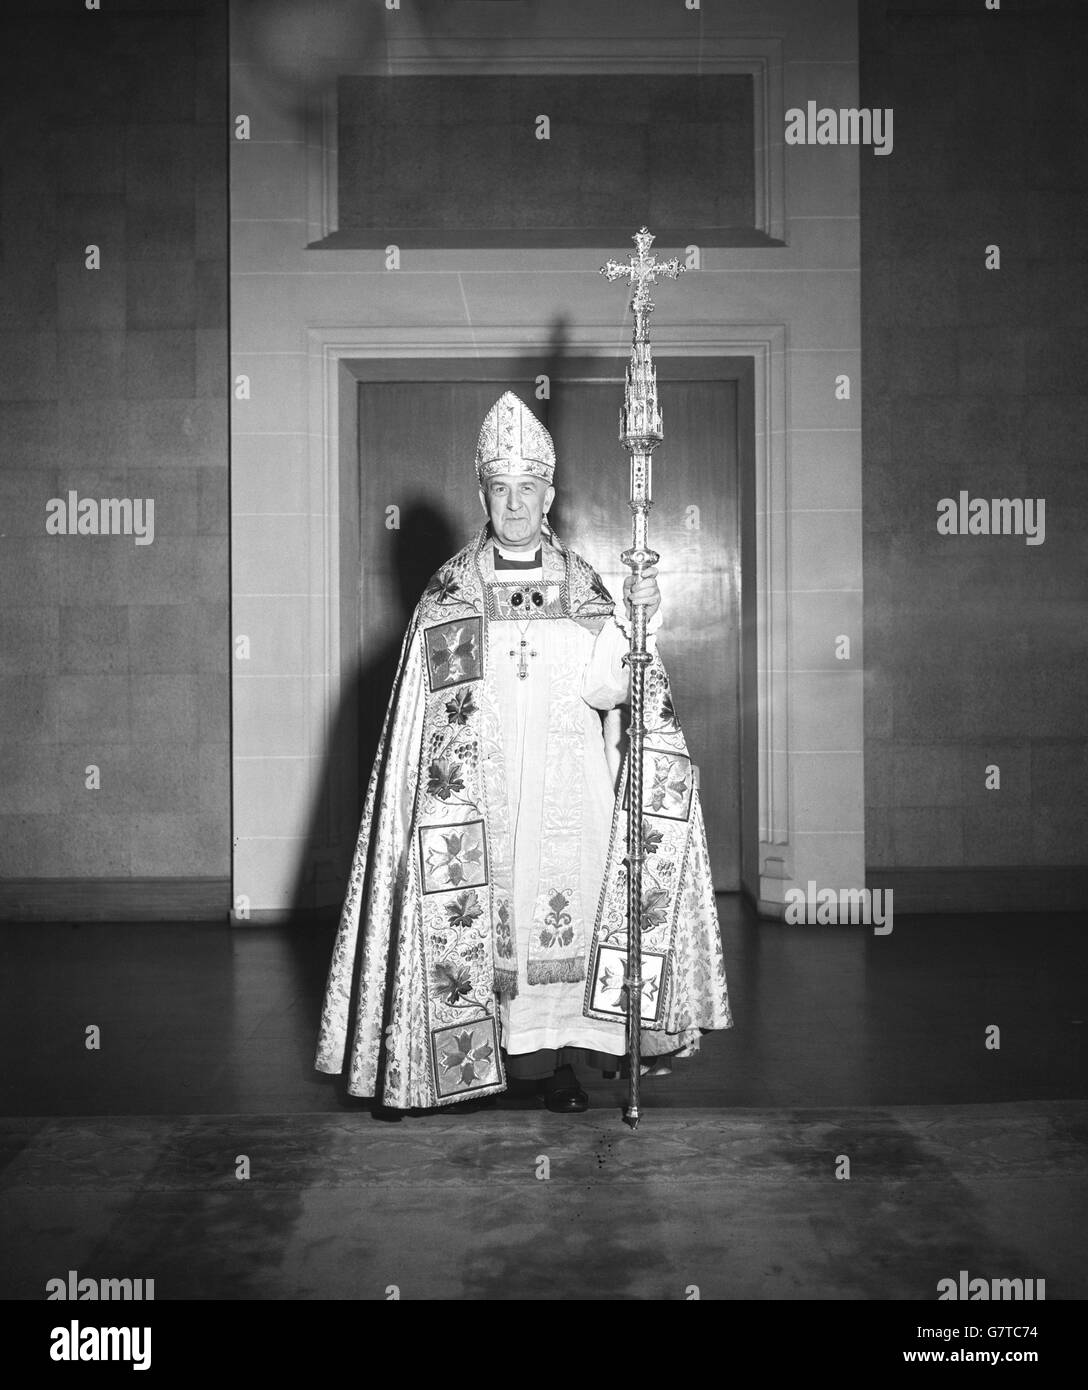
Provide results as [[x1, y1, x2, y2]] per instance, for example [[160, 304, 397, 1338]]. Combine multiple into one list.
[[492, 966, 519, 1000], [525, 955, 586, 986]]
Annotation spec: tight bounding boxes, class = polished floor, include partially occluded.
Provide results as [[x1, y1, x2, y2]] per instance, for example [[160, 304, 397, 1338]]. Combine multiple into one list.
[[1, 897, 1085, 1116], [4, 1102, 1085, 1301], [2, 899, 1086, 1302]]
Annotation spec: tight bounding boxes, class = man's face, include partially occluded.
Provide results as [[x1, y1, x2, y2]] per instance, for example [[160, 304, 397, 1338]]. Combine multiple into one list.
[[479, 474, 555, 552]]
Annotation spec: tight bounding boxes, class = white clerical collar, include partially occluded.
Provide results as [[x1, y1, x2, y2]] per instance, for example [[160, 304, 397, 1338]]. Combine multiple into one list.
[[493, 542, 543, 570]]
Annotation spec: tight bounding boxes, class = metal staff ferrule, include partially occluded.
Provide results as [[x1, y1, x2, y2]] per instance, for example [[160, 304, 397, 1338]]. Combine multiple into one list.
[[600, 226, 683, 1132]]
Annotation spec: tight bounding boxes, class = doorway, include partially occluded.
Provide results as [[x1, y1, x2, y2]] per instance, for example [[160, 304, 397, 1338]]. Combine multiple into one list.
[[339, 355, 753, 891]]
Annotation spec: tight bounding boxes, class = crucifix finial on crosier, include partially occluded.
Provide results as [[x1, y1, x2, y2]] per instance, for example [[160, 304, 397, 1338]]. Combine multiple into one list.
[[601, 226, 684, 342], [601, 227, 684, 445]]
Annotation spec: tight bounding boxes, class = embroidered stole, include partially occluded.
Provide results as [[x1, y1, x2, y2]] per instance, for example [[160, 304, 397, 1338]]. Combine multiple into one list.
[[481, 543, 589, 987]]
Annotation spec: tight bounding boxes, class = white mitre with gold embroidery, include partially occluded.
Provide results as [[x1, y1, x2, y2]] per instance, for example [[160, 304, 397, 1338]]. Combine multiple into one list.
[[475, 391, 555, 485]]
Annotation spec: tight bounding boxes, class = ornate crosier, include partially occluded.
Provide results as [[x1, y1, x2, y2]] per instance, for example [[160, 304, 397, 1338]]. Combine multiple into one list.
[[601, 227, 684, 1130]]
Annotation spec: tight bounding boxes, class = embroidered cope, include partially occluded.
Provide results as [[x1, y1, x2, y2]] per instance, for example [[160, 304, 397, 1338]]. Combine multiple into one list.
[[315, 528, 732, 1108]]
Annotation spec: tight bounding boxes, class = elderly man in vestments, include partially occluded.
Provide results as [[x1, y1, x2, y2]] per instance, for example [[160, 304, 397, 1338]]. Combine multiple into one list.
[[315, 392, 731, 1114]]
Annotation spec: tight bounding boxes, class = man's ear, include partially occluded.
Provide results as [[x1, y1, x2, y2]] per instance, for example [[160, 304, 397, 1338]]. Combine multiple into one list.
[[544, 484, 555, 513], [478, 488, 488, 515]]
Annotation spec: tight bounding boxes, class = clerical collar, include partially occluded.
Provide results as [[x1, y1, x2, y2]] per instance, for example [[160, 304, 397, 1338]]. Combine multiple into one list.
[[493, 544, 542, 571]]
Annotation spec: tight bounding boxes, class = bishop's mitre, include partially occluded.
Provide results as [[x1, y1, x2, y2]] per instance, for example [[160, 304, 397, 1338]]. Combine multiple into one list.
[[475, 391, 555, 486]]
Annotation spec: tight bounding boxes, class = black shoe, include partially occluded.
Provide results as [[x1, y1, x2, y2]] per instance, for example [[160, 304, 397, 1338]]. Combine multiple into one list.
[[544, 1083, 589, 1113]]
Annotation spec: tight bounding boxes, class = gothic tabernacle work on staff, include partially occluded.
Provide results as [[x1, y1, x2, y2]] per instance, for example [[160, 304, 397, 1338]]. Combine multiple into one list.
[[315, 391, 732, 1113]]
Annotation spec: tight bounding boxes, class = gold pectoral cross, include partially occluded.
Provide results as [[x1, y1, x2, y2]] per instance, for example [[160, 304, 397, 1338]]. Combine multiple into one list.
[[509, 637, 538, 679]]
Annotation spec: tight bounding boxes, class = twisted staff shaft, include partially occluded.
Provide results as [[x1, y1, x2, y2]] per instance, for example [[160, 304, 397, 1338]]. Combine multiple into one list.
[[622, 499, 656, 1130], [601, 227, 682, 1130]]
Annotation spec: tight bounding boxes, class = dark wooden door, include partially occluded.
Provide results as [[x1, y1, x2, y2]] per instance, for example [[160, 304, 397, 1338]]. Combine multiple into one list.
[[357, 367, 741, 888]]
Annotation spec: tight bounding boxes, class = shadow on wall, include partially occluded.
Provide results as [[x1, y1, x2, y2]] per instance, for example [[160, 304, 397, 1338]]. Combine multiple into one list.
[[538, 315, 572, 541], [285, 501, 459, 937]]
